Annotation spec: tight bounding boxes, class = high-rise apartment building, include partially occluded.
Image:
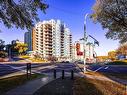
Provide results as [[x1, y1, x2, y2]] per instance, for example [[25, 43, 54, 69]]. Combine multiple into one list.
[[63, 28, 72, 58], [24, 31, 32, 51], [30, 19, 72, 61]]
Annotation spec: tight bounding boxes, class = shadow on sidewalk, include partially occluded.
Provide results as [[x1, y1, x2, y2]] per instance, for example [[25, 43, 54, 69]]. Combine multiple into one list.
[[34, 77, 103, 95], [34, 77, 74, 95]]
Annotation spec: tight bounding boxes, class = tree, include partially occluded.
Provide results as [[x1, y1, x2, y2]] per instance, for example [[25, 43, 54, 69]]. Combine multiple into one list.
[[13, 43, 28, 55], [33, 53, 42, 59], [116, 43, 127, 55], [0, 39, 7, 58], [0, 51, 7, 58], [0, 0, 48, 30], [108, 51, 117, 61], [47, 56, 58, 62], [0, 39, 5, 51], [91, 0, 127, 43]]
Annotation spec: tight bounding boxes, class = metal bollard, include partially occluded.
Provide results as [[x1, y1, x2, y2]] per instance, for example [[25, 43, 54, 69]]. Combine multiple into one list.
[[125, 85, 127, 95], [26, 63, 29, 79], [71, 70, 74, 80], [62, 70, 64, 79], [26, 63, 31, 79], [29, 63, 31, 76], [54, 69, 56, 79]]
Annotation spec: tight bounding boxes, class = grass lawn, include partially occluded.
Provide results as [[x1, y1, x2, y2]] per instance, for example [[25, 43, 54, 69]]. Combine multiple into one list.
[[102, 72, 127, 80], [0, 73, 44, 94], [28, 58, 48, 63], [19, 55, 48, 63], [86, 71, 127, 81], [73, 77, 126, 95]]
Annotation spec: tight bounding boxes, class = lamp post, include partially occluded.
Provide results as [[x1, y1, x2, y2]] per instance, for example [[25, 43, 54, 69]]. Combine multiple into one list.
[[83, 13, 88, 73]]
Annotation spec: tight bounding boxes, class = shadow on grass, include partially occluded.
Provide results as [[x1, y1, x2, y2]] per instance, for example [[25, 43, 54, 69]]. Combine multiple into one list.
[[73, 78, 103, 95], [74, 77, 126, 95], [88, 72, 127, 95], [101, 72, 127, 83]]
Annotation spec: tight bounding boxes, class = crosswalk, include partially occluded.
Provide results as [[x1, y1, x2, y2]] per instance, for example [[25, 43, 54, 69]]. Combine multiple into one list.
[[0, 63, 82, 78], [0, 64, 19, 76]]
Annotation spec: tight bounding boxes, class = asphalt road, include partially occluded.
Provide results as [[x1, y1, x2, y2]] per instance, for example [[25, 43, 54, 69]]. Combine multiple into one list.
[[74, 63, 127, 74], [1, 62, 127, 78], [0, 63, 80, 77], [87, 64, 127, 74]]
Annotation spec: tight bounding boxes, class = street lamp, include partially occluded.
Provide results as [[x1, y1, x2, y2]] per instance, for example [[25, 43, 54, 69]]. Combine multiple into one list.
[[83, 13, 89, 73]]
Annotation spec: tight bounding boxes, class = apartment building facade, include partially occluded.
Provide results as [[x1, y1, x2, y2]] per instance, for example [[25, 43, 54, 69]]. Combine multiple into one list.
[[31, 19, 72, 61]]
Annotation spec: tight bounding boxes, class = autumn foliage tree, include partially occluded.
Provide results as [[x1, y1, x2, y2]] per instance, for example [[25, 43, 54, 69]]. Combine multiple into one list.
[[116, 43, 127, 55], [108, 51, 117, 61], [91, 0, 127, 43], [13, 43, 28, 55], [47, 56, 58, 62], [0, 39, 5, 51]]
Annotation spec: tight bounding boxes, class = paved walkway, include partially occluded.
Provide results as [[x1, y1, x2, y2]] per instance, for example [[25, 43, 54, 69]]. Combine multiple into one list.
[[4, 70, 83, 95], [34, 77, 74, 95], [4, 72, 127, 95], [5, 76, 55, 95]]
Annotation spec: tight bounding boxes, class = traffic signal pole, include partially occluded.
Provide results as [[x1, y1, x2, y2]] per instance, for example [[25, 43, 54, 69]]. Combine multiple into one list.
[[83, 13, 88, 73]]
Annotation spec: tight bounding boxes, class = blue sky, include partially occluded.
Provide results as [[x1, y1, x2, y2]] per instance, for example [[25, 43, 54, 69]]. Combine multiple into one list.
[[0, 0, 119, 56]]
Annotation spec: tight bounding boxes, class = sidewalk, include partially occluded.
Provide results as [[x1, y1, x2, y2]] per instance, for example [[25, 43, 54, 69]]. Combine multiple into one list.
[[4, 70, 83, 95], [5, 76, 55, 95], [34, 77, 74, 95]]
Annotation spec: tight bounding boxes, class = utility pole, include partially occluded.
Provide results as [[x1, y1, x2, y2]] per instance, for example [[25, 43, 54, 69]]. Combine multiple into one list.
[[84, 13, 88, 73]]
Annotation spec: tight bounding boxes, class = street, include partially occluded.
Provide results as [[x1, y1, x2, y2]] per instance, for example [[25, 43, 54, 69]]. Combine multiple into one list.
[[0, 63, 81, 77], [1, 62, 127, 78], [76, 63, 127, 74], [87, 64, 127, 74]]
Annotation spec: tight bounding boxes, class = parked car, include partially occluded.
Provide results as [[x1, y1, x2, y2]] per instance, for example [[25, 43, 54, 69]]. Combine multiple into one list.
[[65, 61, 70, 63], [75, 60, 84, 64], [61, 61, 70, 63]]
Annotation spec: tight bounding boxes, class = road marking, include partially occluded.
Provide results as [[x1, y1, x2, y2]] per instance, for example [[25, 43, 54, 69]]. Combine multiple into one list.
[[94, 67, 103, 72], [1, 64, 25, 70], [0, 64, 27, 74], [104, 66, 109, 69]]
